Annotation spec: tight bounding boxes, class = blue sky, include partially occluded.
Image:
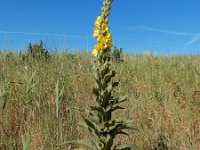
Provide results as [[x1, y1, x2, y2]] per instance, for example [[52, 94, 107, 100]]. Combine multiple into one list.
[[0, 0, 200, 54]]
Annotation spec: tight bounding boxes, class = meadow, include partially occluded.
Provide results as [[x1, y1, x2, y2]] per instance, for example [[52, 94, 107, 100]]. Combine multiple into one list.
[[0, 51, 200, 149]]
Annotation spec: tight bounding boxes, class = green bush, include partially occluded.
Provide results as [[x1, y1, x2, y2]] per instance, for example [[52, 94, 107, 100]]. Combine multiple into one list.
[[27, 40, 50, 61], [111, 46, 124, 62]]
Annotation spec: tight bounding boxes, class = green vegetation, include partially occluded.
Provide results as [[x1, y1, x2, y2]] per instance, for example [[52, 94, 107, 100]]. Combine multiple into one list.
[[0, 51, 200, 149], [111, 46, 124, 63], [27, 40, 50, 61]]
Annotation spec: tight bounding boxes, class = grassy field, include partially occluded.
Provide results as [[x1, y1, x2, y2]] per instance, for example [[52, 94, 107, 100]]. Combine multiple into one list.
[[0, 51, 200, 149]]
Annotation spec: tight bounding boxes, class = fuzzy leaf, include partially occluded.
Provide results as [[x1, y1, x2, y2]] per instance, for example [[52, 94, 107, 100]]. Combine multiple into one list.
[[89, 111, 101, 122], [105, 105, 124, 113], [110, 105, 125, 112], [93, 140, 105, 149], [104, 70, 116, 83], [90, 106, 106, 122], [107, 84, 114, 92], [111, 70, 116, 77], [109, 96, 127, 107], [101, 62, 110, 76], [109, 121, 133, 138], [112, 81, 119, 88], [118, 95, 128, 103], [104, 74, 112, 83], [93, 87, 99, 96], [83, 118, 101, 136], [95, 78, 102, 90], [101, 89, 111, 101]]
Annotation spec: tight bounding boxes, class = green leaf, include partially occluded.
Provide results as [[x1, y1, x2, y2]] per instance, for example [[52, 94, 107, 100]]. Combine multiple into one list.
[[95, 78, 102, 90], [93, 140, 105, 149], [100, 63, 110, 77], [109, 121, 134, 138], [104, 70, 116, 83], [2, 89, 9, 110], [107, 84, 114, 92], [22, 131, 30, 150], [114, 143, 139, 150], [90, 106, 106, 122], [89, 110, 102, 123], [111, 70, 116, 77], [109, 95, 128, 106], [101, 89, 111, 101], [118, 95, 128, 103], [55, 80, 63, 118], [104, 74, 112, 83], [110, 105, 125, 112], [83, 118, 101, 135], [112, 81, 119, 88], [1, 81, 10, 110], [93, 87, 99, 96], [105, 105, 124, 112]]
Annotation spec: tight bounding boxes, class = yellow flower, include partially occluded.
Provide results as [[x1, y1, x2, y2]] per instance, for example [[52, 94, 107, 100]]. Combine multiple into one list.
[[93, 27, 100, 38], [96, 33, 112, 50], [105, 32, 112, 43], [92, 49, 98, 56], [95, 43, 102, 51], [97, 33, 112, 45], [97, 35, 103, 42], [101, 43, 108, 50], [100, 39, 108, 49], [101, 23, 109, 33], [95, 16, 103, 26], [92, 43, 102, 56]]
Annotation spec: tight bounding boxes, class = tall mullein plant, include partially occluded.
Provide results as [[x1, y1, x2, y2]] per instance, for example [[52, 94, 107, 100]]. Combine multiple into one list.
[[63, 0, 137, 149], [80, 0, 136, 149]]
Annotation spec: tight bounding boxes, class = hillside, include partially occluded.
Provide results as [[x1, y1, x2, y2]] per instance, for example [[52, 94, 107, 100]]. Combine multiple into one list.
[[0, 52, 200, 149]]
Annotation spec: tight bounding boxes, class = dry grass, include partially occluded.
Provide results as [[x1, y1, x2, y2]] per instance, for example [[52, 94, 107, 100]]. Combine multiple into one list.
[[0, 51, 200, 149]]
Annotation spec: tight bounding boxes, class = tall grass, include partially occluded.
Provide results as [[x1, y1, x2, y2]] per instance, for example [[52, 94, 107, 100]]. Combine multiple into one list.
[[0, 51, 200, 149]]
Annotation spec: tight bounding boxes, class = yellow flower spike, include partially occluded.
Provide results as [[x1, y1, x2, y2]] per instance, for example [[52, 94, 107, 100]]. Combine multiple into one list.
[[92, 1, 113, 57]]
